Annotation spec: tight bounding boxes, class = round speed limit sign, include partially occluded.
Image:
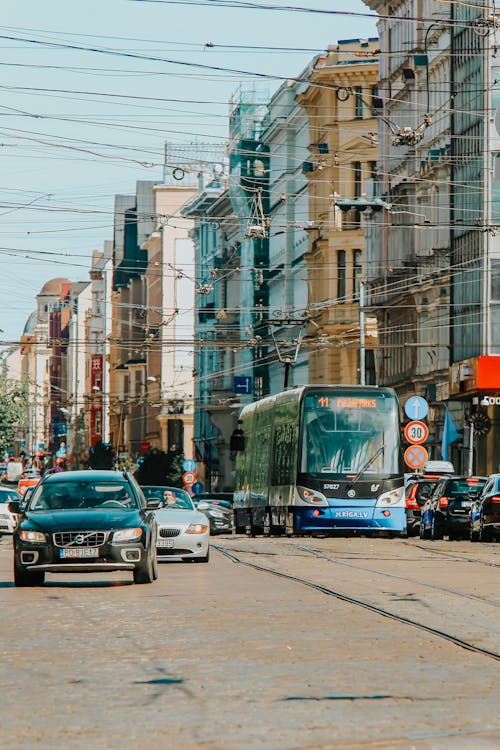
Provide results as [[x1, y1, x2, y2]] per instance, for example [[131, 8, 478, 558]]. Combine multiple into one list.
[[403, 420, 429, 445]]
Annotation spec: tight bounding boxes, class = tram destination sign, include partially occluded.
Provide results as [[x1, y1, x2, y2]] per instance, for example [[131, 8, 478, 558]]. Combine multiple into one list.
[[403, 420, 429, 445]]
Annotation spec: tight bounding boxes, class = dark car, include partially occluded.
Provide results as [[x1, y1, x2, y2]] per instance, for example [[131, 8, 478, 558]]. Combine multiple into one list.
[[193, 493, 234, 535], [420, 475, 487, 540], [404, 477, 440, 536], [470, 474, 500, 542], [10, 470, 158, 586]]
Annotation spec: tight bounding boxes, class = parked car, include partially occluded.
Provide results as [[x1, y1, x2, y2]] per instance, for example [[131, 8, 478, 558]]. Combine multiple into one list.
[[470, 474, 500, 542], [10, 470, 158, 586], [193, 492, 234, 535], [142, 485, 210, 562], [196, 499, 233, 535], [0, 486, 22, 535], [420, 475, 487, 540], [404, 478, 440, 536], [17, 476, 40, 498]]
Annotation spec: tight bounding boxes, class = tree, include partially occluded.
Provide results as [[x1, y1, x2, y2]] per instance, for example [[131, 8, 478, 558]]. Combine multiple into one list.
[[0, 369, 29, 456], [134, 448, 184, 487], [88, 441, 115, 470]]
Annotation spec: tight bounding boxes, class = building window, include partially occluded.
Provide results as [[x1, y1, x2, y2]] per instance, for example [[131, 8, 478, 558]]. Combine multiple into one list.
[[338, 251, 346, 302], [353, 162, 362, 198], [354, 86, 363, 119], [255, 375, 263, 400], [94, 411, 102, 436], [353, 250, 362, 300], [491, 260, 500, 300], [365, 350, 376, 385]]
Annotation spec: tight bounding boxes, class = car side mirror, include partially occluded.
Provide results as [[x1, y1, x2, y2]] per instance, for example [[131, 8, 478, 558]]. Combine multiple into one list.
[[8, 500, 21, 514], [146, 499, 163, 510], [197, 502, 211, 510]]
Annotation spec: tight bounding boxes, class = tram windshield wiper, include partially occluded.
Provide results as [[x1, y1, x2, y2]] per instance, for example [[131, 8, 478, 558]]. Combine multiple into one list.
[[350, 445, 385, 484]]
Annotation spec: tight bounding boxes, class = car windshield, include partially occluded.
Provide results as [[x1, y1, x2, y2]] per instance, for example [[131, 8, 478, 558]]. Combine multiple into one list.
[[29, 481, 138, 511], [142, 486, 194, 510]]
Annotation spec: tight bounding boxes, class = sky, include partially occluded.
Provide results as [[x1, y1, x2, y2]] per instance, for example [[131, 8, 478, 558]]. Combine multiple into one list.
[[0, 0, 377, 344]]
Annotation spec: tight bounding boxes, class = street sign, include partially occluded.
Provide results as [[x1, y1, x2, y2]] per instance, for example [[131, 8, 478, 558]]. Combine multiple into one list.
[[404, 445, 429, 470], [182, 458, 196, 472], [404, 396, 429, 421], [233, 375, 253, 395], [182, 471, 196, 485], [184, 485, 195, 496], [403, 420, 429, 445]]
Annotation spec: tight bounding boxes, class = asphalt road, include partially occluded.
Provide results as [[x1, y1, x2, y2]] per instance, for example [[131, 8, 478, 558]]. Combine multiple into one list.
[[1, 534, 499, 750]]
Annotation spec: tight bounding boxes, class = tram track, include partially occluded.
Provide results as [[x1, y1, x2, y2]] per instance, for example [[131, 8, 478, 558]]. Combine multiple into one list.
[[400, 540, 500, 568], [293, 543, 500, 608], [213, 543, 500, 663], [217, 539, 499, 608]]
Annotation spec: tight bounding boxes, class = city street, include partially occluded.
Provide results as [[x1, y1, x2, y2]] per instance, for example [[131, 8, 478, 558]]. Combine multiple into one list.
[[1, 534, 499, 750]]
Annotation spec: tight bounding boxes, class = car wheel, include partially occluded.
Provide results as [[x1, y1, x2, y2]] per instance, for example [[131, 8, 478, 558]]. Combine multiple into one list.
[[194, 549, 210, 563], [430, 515, 443, 541], [479, 517, 492, 543], [152, 551, 159, 580], [133, 551, 155, 584], [14, 564, 44, 587], [470, 524, 480, 542]]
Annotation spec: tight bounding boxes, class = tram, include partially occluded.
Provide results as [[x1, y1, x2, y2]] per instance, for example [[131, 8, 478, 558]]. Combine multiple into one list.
[[233, 385, 405, 536]]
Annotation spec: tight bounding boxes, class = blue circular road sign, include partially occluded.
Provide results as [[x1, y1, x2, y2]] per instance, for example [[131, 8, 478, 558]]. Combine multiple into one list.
[[182, 459, 196, 472], [404, 396, 429, 421]]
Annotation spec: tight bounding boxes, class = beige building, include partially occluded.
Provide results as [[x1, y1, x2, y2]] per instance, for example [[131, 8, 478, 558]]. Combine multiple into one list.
[[297, 40, 380, 385], [109, 181, 196, 459], [141, 184, 196, 457]]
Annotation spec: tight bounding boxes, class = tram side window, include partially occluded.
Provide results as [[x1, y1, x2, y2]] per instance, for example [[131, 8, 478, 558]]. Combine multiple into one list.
[[271, 421, 297, 485], [251, 425, 271, 491]]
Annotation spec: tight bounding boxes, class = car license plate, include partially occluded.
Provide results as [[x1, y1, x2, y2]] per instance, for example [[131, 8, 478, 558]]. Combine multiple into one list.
[[461, 501, 472, 508], [157, 539, 175, 548], [60, 547, 100, 558]]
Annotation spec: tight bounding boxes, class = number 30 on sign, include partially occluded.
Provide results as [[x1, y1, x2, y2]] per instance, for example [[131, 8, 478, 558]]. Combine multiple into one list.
[[403, 420, 429, 445]]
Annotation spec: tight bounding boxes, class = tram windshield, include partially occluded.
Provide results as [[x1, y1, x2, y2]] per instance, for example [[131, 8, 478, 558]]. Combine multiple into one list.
[[300, 391, 401, 478]]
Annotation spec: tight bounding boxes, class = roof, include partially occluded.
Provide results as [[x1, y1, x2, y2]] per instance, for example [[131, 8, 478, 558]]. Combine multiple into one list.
[[22, 311, 37, 336], [38, 278, 71, 296]]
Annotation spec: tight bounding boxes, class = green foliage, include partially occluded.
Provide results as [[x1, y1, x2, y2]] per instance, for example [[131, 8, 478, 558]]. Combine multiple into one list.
[[0, 370, 29, 456], [135, 449, 185, 487]]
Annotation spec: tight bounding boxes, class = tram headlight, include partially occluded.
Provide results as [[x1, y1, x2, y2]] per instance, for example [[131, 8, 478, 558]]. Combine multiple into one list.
[[376, 487, 405, 507], [297, 486, 328, 506]]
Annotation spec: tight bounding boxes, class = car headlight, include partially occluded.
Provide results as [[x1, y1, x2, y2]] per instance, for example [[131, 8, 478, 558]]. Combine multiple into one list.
[[19, 530, 45, 542], [208, 509, 226, 519], [112, 527, 142, 543], [185, 523, 209, 534]]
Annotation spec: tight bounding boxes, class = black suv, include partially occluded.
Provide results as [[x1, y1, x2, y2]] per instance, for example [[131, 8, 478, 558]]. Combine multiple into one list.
[[10, 470, 158, 586], [420, 476, 487, 540]]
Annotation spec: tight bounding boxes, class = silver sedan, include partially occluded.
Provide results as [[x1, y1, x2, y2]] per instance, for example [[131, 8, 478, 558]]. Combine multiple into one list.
[[141, 486, 210, 563], [0, 486, 21, 535]]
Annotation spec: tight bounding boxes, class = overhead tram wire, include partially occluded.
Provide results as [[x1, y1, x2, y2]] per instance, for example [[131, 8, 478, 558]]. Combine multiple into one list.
[[129, 0, 483, 26]]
